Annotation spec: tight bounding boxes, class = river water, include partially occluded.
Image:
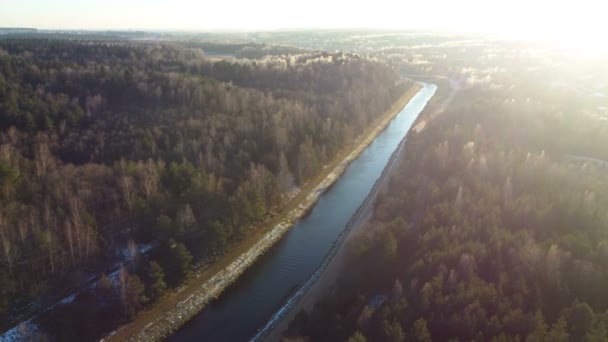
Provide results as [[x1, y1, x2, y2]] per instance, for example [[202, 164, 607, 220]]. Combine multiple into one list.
[[168, 83, 437, 342]]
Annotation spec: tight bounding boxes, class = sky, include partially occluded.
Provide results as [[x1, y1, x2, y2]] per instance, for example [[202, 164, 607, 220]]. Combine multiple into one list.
[[0, 0, 606, 43]]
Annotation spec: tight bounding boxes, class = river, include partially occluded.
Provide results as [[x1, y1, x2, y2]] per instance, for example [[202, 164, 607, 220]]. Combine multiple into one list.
[[168, 83, 437, 342]]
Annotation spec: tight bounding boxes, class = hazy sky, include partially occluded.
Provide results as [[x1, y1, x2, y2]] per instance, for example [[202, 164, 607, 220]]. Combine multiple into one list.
[[0, 0, 605, 39]]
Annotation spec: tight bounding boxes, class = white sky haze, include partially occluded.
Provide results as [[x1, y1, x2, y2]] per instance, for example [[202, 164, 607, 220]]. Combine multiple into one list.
[[1, 0, 606, 48]]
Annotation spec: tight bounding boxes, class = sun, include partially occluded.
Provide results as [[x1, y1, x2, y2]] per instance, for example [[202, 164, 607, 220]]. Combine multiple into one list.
[[491, 0, 608, 54]]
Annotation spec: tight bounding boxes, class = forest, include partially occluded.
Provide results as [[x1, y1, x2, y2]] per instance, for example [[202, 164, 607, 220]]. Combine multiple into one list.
[[285, 73, 608, 341], [0, 38, 410, 339]]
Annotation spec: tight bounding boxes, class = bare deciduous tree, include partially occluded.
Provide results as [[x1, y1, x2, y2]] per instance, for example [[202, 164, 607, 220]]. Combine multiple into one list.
[[35, 133, 52, 178], [0, 144, 13, 165], [121, 175, 135, 215], [141, 159, 158, 200], [0, 214, 17, 275], [65, 219, 75, 265]]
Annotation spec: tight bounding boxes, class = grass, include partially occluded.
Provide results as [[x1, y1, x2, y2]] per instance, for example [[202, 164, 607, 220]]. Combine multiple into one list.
[[106, 83, 422, 341]]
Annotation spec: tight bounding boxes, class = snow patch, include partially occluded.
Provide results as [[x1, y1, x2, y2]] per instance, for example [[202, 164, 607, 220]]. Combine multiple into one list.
[[59, 294, 76, 305], [0, 320, 39, 342]]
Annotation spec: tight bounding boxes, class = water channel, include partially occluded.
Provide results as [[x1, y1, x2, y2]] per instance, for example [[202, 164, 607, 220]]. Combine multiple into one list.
[[169, 83, 437, 341]]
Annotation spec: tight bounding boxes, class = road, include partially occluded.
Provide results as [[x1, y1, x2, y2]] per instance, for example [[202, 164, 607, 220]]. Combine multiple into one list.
[[413, 78, 461, 133]]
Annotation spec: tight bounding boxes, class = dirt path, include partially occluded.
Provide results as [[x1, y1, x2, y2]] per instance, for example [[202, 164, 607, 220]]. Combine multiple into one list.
[[413, 78, 461, 133]]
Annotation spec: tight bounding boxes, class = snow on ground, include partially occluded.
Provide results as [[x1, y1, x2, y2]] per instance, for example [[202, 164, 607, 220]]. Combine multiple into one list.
[[1, 241, 156, 340], [59, 294, 76, 305], [119, 242, 158, 262], [0, 320, 39, 342], [368, 294, 388, 309]]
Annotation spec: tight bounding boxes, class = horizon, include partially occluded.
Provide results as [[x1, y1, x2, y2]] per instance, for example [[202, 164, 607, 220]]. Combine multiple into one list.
[[1, 1, 604, 32], [2, 0, 606, 52]]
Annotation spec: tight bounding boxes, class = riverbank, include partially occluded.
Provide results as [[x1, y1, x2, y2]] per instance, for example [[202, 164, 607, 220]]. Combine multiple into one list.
[[263, 92, 421, 342], [264, 81, 450, 341], [103, 83, 423, 342]]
